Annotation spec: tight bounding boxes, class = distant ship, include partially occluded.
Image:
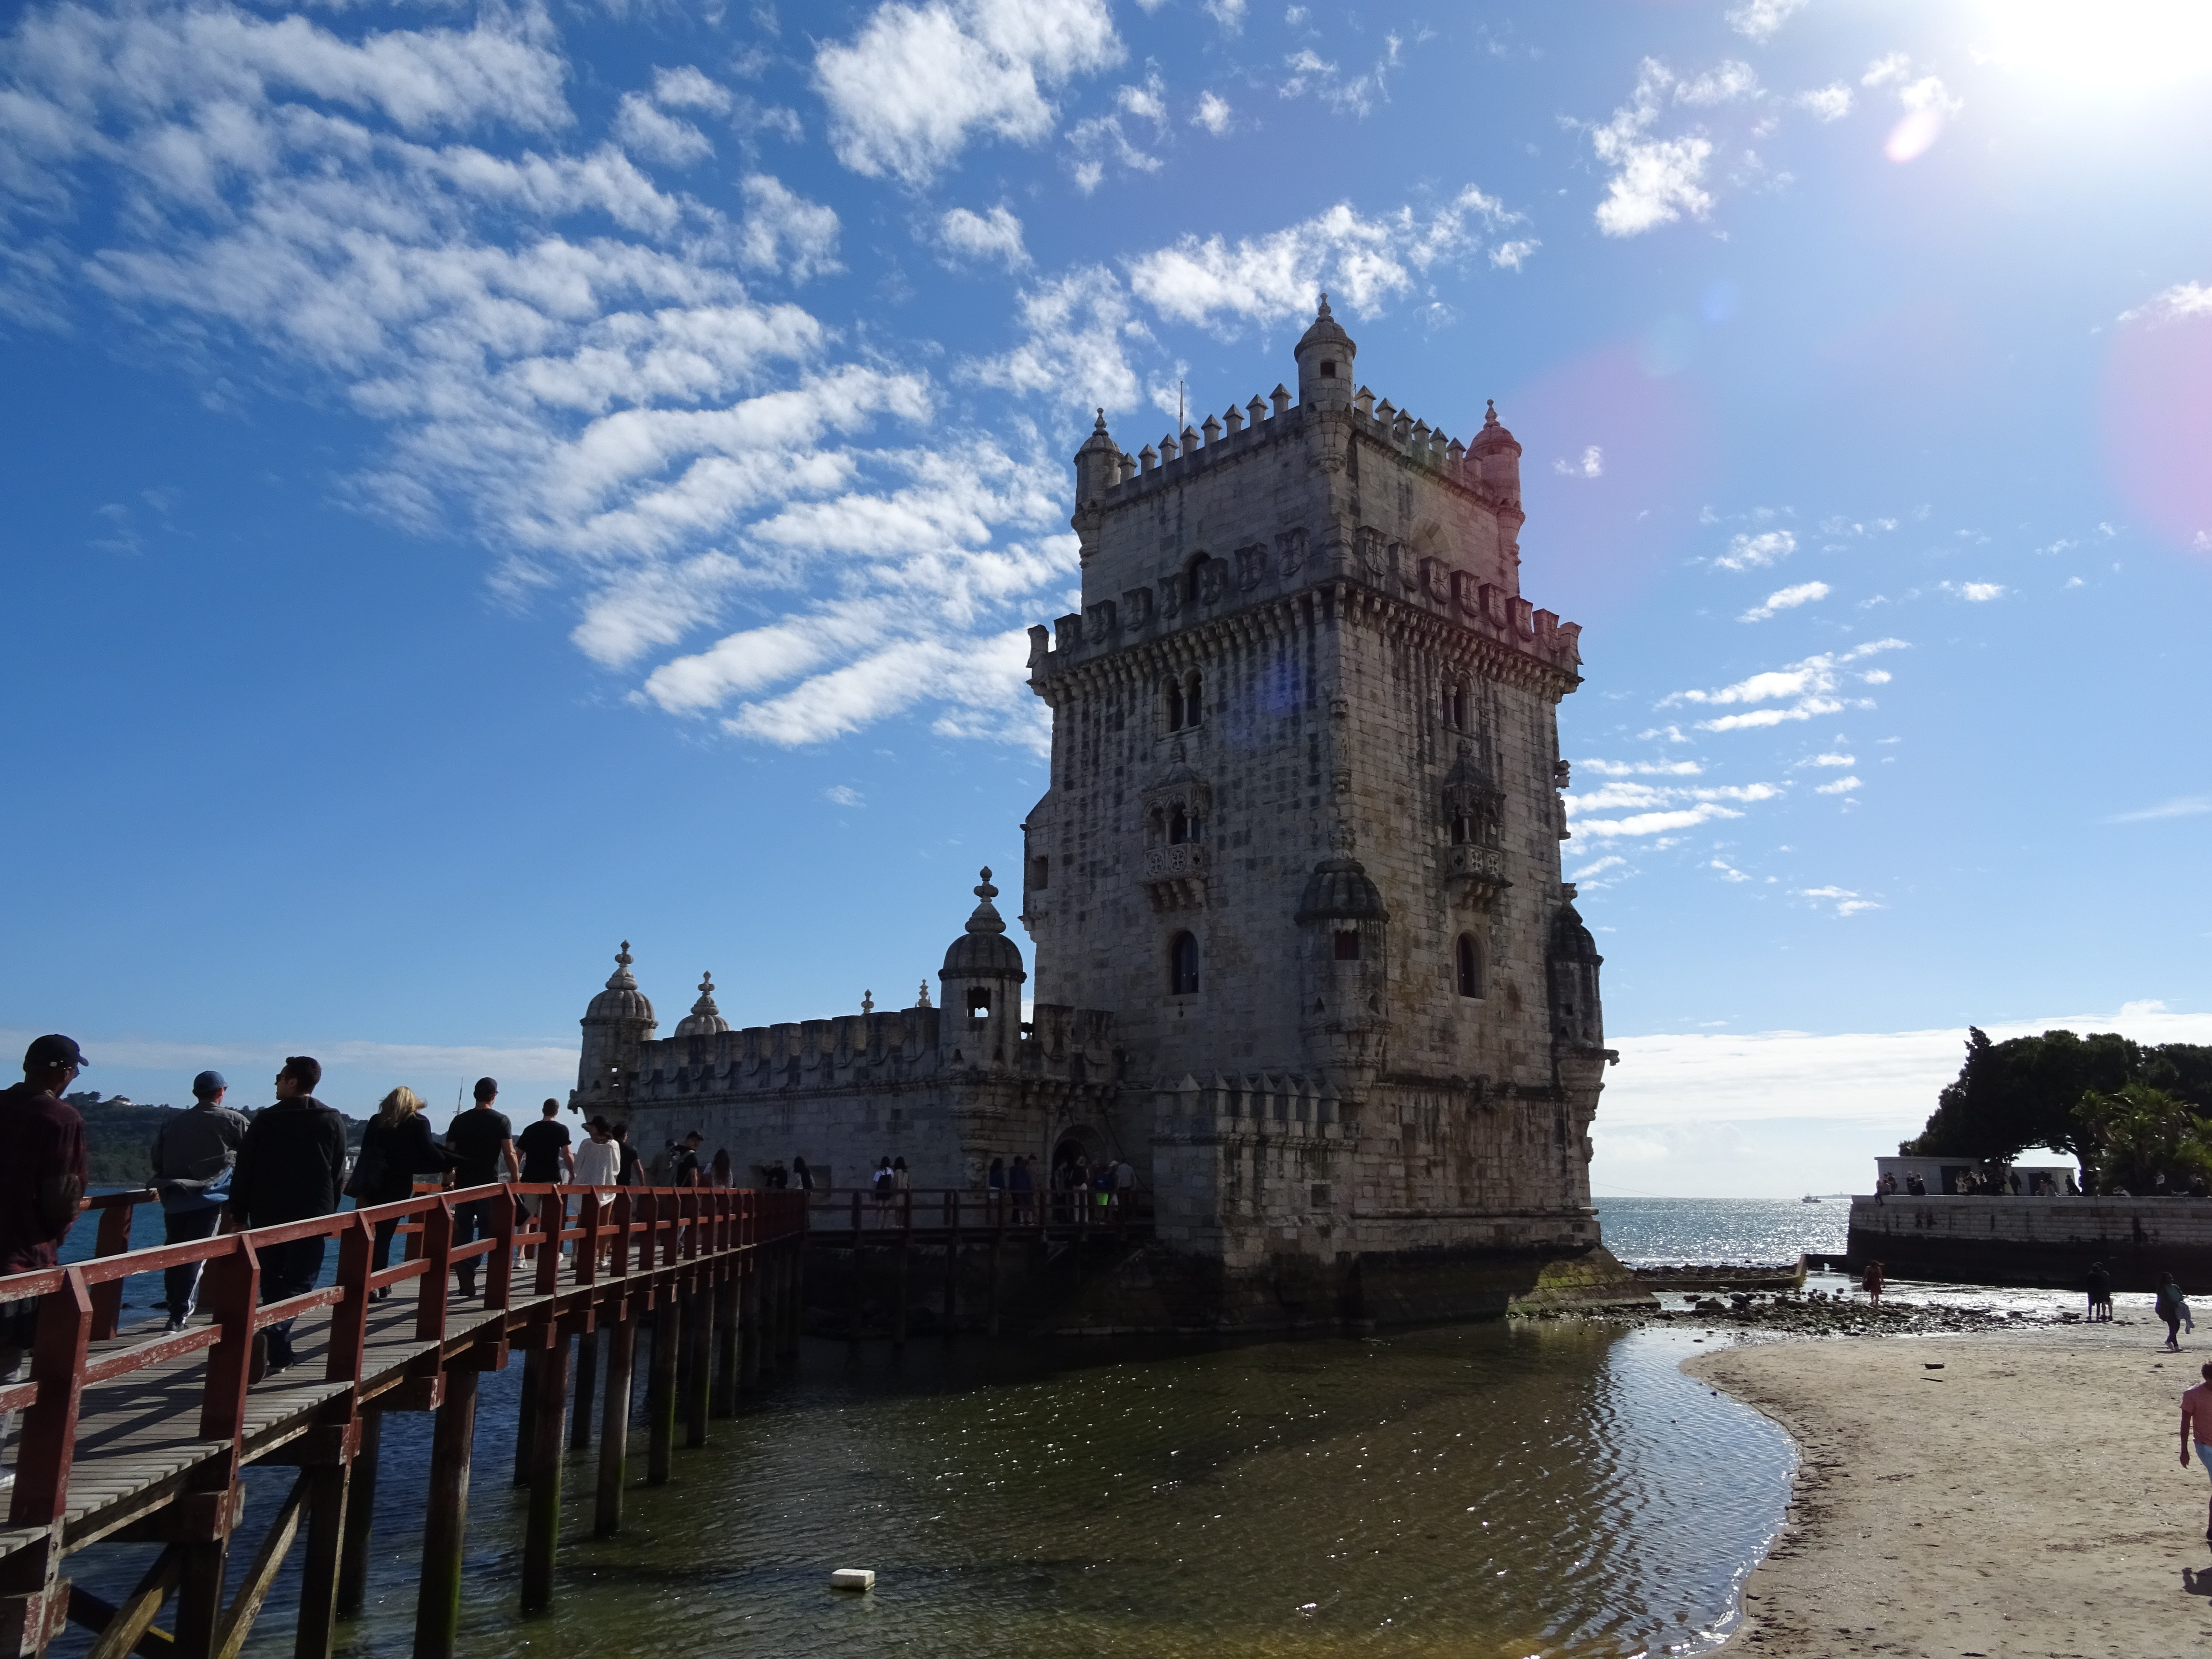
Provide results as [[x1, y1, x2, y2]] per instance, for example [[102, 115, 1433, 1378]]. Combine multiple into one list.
[[1801, 1194, 1822, 1204]]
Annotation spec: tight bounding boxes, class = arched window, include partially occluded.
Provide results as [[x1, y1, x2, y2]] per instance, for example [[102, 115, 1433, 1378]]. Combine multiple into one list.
[[1183, 671, 1203, 726], [1148, 808, 1167, 844], [1165, 677, 1186, 732], [1449, 806, 1470, 845], [1455, 934, 1483, 999], [1168, 808, 1189, 845], [1445, 682, 1467, 731], [967, 986, 992, 1019], [1170, 931, 1200, 995], [1333, 929, 1361, 961]]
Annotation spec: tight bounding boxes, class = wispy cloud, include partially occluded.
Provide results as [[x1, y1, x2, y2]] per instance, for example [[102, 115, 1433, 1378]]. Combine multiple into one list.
[[1716, 529, 1796, 570], [1726, 0, 1807, 43], [2104, 795, 2212, 824], [1739, 579, 1828, 621], [1797, 884, 1881, 916], [1664, 639, 1906, 732]]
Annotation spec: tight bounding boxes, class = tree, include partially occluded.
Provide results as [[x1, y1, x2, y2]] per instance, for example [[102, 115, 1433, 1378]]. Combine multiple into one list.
[[1901, 1028, 2145, 1164], [2075, 1084, 2212, 1194]]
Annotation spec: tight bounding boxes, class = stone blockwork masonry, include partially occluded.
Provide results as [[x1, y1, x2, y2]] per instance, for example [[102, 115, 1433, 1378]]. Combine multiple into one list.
[[572, 302, 1635, 1327]]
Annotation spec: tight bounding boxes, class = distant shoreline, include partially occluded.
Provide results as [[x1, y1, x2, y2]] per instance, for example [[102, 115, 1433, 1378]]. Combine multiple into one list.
[[1689, 1322, 2211, 1656]]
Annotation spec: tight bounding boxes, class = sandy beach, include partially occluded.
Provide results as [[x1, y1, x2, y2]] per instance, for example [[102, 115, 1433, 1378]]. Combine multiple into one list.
[[1691, 1321, 2212, 1658]]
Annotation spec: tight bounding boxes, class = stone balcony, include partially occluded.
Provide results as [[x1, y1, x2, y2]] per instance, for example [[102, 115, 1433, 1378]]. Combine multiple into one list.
[[1141, 842, 1205, 911], [1443, 842, 1512, 907]]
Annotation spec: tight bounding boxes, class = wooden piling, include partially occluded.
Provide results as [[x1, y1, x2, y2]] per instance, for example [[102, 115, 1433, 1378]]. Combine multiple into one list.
[[292, 1453, 352, 1659], [413, 1364, 480, 1659], [520, 1334, 572, 1615], [594, 1311, 637, 1538], [335, 1411, 380, 1620], [710, 1269, 740, 1417], [683, 1284, 711, 1449], [570, 1328, 598, 1451], [739, 1263, 763, 1386], [512, 1348, 541, 1487], [645, 1298, 679, 1486]]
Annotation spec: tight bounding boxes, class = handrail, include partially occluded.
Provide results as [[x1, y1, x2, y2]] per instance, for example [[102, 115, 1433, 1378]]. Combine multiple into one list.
[[0, 1183, 809, 1531]]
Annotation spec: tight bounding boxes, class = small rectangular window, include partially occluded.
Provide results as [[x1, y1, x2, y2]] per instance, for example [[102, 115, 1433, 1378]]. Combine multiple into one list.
[[1333, 930, 1361, 960], [1031, 855, 1050, 890]]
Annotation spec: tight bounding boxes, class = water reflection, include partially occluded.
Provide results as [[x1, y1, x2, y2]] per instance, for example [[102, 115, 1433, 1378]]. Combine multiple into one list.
[[313, 1323, 1792, 1659]]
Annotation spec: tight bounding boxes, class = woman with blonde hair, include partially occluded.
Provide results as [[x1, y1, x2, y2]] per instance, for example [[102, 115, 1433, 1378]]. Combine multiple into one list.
[[347, 1086, 451, 1291]]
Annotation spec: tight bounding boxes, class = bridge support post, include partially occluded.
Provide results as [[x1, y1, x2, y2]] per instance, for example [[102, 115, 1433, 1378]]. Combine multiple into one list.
[[710, 1269, 740, 1416], [739, 1264, 763, 1386], [335, 1412, 380, 1619], [645, 1299, 679, 1485], [782, 1245, 803, 1364], [413, 1365, 479, 1659], [595, 1311, 637, 1537], [293, 1458, 352, 1659], [512, 1348, 540, 1487], [683, 1282, 711, 1449], [521, 1334, 571, 1615], [891, 1240, 909, 1352], [570, 1328, 597, 1451]]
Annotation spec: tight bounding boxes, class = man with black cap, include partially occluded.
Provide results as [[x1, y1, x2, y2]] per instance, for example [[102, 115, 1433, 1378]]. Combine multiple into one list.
[[0, 1036, 91, 1478], [226, 1057, 348, 1377], [148, 1069, 250, 1332]]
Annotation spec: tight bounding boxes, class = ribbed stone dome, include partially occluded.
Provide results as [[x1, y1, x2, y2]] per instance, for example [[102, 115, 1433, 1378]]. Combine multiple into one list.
[[1295, 857, 1389, 923], [672, 971, 729, 1038], [584, 942, 656, 1025], [940, 868, 1027, 980], [1469, 399, 1519, 455], [1549, 898, 1602, 962], [1295, 294, 1354, 355]]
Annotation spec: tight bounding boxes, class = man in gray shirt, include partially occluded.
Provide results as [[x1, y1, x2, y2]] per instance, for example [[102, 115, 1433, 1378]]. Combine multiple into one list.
[[149, 1069, 250, 1331]]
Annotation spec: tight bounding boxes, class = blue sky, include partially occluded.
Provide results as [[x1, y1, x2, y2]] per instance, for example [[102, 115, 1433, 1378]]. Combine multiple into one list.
[[3, 0, 2208, 1195]]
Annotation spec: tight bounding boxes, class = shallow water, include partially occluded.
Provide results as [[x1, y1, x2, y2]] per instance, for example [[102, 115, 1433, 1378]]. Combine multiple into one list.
[[1594, 1198, 1848, 1268]]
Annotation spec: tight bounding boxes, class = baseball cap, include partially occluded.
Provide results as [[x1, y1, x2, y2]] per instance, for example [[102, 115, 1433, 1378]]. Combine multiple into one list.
[[192, 1070, 227, 1097], [24, 1034, 88, 1071]]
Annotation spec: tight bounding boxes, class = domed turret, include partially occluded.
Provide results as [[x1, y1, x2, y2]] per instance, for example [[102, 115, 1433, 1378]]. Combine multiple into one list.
[[1468, 398, 1522, 503], [1293, 294, 1356, 411], [1546, 887, 1605, 1050], [1295, 855, 1390, 1100], [938, 868, 1027, 1068], [1070, 407, 1120, 560], [672, 971, 729, 1039], [574, 941, 658, 1115]]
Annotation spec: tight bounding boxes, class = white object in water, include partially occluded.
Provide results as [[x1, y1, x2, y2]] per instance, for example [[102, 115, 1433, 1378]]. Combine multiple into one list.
[[830, 1568, 876, 1592]]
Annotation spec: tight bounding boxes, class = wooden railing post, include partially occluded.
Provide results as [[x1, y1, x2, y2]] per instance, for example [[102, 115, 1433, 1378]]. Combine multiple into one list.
[[87, 1195, 144, 1340], [197, 1239, 259, 1447], [326, 1211, 373, 1385], [6, 1268, 92, 1528], [487, 1187, 518, 1310], [415, 1199, 453, 1345]]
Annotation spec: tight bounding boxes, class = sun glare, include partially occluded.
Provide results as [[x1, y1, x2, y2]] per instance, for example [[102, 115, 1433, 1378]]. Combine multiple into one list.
[[1974, 0, 2212, 95]]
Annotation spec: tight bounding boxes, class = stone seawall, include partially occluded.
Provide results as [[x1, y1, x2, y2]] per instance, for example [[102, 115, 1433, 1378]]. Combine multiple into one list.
[[1846, 1194, 2212, 1290]]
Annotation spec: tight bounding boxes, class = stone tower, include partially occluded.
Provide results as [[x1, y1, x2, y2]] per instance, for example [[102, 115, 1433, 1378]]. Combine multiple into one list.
[[1021, 299, 1612, 1298], [571, 942, 657, 1118]]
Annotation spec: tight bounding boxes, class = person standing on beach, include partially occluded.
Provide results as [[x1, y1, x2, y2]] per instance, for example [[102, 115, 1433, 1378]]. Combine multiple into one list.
[[2180, 1362, 2212, 1539], [226, 1057, 348, 1377], [0, 1036, 91, 1478], [445, 1077, 518, 1299], [148, 1069, 249, 1331], [1863, 1259, 1886, 1307], [2159, 1273, 2186, 1352]]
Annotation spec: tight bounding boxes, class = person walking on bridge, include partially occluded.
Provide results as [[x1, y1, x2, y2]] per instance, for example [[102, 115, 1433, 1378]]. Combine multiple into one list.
[[445, 1077, 518, 1299], [0, 1036, 90, 1485], [149, 1069, 248, 1331], [226, 1056, 347, 1378]]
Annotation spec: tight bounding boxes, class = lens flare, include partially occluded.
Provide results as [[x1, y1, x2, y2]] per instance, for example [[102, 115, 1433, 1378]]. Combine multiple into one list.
[[1884, 108, 1944, 163], [1975, 0, 2212, 96], [2102, 288, 2212, 554]]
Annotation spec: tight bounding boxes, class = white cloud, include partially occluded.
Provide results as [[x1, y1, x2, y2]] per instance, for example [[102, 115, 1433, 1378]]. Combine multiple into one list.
[[736, 175, 841, 281], [1801, 752, 1854, 768], [1796, 83, 1852, 121], [1126, 186, 1521, 331], [614, 93, 714, 166], [812, 0, 1122, 185], [2119, 282, 2212, 326], [1570, 802, 1743, 838], [1675, 61, 1761, 105], [824, 784, 865, 807], [1797, 884, 1879, 915], [1941, 580, 2005, 602], [1709, 858, 1752, 882], [1726, 0, 1807, 43], [1715, 528, 1796, 570], [1738, 579, 1828, 621], [0, 0, 1083, 752], [1191, 91, 1234, 134], [1580, 759, 1705, 777], [963, 263, 1144, 412], [1814, 774, 1861, 795], [1565, 776, 1785, 840], [1203, 0, 1248, 27], [1554, 445, 1604, 478], [1489, 238, 1538, 270], [1117, 67, 1168, 131], [1587, 59, 1717, 237], [938, 204, 1028, 269], [1665, 638, 1906, 732], [1278, 34, 1401, 115], [1571, 855, 1627, 880], [2104, 795, 2212, 824]]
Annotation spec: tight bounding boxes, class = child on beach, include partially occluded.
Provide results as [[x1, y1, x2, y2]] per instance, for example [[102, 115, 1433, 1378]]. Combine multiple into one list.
[[2179, 1361, 2212, 1540], [1862, 1260, 1885, 1307]]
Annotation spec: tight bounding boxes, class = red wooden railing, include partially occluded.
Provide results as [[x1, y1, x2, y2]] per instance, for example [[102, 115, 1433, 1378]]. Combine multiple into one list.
[[0, 1183, 806, 1531]]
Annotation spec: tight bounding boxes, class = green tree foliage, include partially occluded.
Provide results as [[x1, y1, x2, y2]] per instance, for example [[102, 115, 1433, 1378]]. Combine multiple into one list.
[[2075, 1084, 2212, 1194], [1901, 1030, 2212, 1168]]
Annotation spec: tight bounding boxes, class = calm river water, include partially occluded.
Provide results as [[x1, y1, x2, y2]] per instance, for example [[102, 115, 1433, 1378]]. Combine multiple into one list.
[[59, 1201, 1805, 1659]]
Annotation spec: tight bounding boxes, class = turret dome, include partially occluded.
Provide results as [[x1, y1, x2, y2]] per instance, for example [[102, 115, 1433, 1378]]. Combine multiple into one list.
[[584, 942, 656, 1026], [672, 971, 729, 1038], [940, 868, 1027, 980], [1295, 857, 1390, 923], [1293, 294, 1357, 411]]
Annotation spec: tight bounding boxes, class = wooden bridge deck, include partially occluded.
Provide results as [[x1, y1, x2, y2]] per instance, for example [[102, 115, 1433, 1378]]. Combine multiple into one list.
[[0, 1184, 806, 1659]]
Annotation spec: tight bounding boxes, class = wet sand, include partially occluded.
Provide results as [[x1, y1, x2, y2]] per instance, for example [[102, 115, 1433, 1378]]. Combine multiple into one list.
[[1691, 1321, 2212, 1658]]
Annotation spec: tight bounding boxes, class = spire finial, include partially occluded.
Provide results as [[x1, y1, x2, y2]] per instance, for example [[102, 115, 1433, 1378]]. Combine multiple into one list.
[[605, 941, 639, 990], [618, 940, 632, 964], [1094, 407, 1107, 430], [1484, 398, 1499, 425], [963, 867, 1007, 936], [975, 866, 997, 900], [862, 988, 875, 1015], [1317, 291, 1331, 317], [917, 979, 932, 1008]]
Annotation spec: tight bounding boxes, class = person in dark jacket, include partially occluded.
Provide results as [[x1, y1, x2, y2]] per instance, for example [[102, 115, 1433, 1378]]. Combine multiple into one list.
[[611, 1121, 642, 1187], [444, 1077, 518, 1300], [349, 1086, 449, 1288], [226, 1055, 348, 1376], [1, 1035, 91, 1472]]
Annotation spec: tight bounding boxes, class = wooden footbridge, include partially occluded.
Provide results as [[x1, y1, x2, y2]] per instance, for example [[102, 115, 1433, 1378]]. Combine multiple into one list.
[[0, 1183, 806, 1659]]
